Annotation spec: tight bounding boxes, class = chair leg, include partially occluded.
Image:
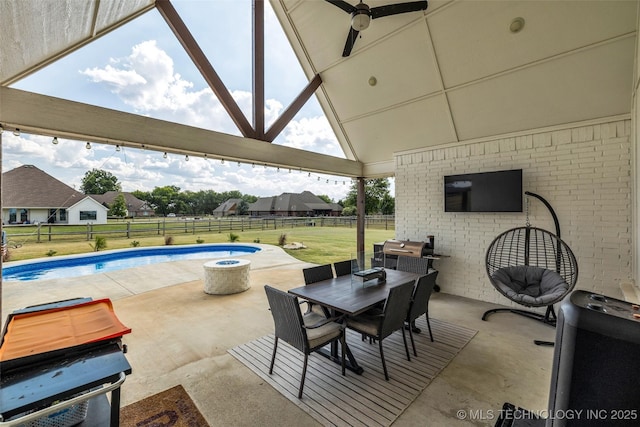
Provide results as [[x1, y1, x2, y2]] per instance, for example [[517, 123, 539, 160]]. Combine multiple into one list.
[[426, 315, 434, 342], [269, 337, 279, 374], [408, 321, 417, 357], [340, 334, 346, 376], [378, 340, 389, 381], [401, 327, 411, 362], [298, 353, 309, 399]]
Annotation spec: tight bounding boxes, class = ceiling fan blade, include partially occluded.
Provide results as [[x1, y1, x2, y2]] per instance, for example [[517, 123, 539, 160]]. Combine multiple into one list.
[[342, 27, 360, 57], [370, 1, 428, 19], [325, 0, 356, 14]]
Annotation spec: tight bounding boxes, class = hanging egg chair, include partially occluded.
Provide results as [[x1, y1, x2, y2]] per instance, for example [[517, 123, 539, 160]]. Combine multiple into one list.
[[482, 192, 578, 326]]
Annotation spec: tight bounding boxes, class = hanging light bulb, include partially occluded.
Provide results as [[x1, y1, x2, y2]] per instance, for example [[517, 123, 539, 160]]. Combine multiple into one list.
[[221, 158, 225, 164], [85, 142, 91, 150], [317, 176, 320, 181], [326, 179, 329, 184], [277, 167, 280, 172], [163, 152, 168, 159], [308, 172, 311, 177], [252, 163, 255, 168], [237, 162, 241, 167], [115, 145, 121, 152], [52, 137, 59, 145], [185, 154, 189, 161], [13, 128, 21, 136], [141, 144, 145, 150], [204, 154, 208, 160], [289, 169, 292, 173]]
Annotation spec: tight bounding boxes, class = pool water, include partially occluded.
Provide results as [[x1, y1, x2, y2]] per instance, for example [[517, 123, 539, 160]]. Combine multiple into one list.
[[2, 244, 260, 281]]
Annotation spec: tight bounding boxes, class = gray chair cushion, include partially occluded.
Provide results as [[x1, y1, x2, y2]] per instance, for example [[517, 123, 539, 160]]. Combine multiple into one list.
[[492, 266, 569, 306]]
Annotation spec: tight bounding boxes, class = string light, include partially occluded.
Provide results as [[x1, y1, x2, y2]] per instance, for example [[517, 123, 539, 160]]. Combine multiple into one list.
[[116, 145, 121, 152], [85, 142, 91, 149], [237, 162, 241, 167], [252, 163, 255, 168], [185, 154, 189, 161], [52, 137, 58, 145], [163, 152, 168, 159], [221, 158, 225, 164], [0, 124, 4, 134], [204, 154, 208, 160], [13, 128, 20, 136]]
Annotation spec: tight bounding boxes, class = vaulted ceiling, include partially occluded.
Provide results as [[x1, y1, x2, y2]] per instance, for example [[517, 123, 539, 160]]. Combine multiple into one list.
[[0, 0, 636, 178]]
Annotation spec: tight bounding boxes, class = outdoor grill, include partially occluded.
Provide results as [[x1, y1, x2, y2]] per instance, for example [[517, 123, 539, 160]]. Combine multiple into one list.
[[372, 238, 435, 270], [0, 298, 132, 427], [382, 239, 434, 258]]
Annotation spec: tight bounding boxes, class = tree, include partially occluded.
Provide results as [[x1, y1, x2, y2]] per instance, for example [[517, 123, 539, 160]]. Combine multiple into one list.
[[149, 186, 181, 217], [317, 194, 332, 204], [80, 169, 122, 194], [342, 178, 393, 215], [108, 193, 128, 218]]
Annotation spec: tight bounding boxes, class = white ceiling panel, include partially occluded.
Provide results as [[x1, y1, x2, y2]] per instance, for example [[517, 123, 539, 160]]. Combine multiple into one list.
[[343, 94, 455, 164], [448, 36, 636, 140], [321, 21, 439, 120], [0, 0, 153, 85], [428, 0, 637, 88]]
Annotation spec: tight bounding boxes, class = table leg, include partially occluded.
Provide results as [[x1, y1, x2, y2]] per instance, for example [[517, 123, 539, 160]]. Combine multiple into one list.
[[315, 341, 363, 375]]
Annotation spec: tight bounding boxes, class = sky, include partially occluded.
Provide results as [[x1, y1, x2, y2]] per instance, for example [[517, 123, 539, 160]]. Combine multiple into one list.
[[2, 0, 369, 202]]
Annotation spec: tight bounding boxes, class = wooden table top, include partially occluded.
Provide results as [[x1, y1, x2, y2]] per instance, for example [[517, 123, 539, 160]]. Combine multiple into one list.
[[289, 269, 420, 316]]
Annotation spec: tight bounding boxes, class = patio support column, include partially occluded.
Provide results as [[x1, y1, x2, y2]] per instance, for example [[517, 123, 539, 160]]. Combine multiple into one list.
[[357, 177, 365, 266]]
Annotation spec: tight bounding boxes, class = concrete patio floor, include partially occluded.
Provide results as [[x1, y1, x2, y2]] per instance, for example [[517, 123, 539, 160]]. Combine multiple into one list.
[[2, 244, 556, 426]]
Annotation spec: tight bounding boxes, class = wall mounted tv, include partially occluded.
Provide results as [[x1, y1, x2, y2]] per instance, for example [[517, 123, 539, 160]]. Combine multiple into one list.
[[444, 169, 523, 212]]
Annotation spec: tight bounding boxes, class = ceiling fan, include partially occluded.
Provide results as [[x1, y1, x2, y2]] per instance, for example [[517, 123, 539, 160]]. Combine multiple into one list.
[[325, 0, 428, 57]]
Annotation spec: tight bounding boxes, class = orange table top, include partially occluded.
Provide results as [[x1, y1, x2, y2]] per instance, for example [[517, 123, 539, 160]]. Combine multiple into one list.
[[0, 299, 131, 362]]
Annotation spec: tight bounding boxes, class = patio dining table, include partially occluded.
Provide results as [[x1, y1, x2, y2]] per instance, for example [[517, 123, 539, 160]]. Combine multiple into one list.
[[288, 268, 420, 374]]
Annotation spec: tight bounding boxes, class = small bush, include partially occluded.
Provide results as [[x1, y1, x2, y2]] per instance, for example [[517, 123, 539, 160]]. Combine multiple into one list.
[[228, 233, 239, 242], [3, 249, 10, 262], [278, 233, 287, 246], [130, 240, 140, 247], [196, 236, 205, 244], [89, 236, 107, 252], [253, 237, 261, 243], [45, 249, 57, 257], [165, 236, 174, 245]]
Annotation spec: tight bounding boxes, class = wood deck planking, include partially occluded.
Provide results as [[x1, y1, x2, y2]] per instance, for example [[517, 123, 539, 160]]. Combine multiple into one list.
[[230, 317, 476, 427]]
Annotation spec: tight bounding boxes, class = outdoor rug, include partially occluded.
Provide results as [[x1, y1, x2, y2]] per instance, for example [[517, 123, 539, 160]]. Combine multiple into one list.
[[229, 317, 477, 427], [120, 384, 210, 427]]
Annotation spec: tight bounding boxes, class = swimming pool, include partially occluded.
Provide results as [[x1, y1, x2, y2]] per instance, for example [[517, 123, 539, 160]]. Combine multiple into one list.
[[2, 244, 261, 281]]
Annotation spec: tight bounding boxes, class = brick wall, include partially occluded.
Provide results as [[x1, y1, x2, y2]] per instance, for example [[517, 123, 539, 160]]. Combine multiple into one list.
[[395, 118, 632, 304]]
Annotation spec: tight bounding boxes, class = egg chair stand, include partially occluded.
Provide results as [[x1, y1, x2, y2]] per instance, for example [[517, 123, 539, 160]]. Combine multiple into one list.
[[482, 192, 578, 333]]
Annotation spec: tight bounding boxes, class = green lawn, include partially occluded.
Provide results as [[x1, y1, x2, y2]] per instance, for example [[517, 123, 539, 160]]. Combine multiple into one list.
[[3, 227, 396, 266]]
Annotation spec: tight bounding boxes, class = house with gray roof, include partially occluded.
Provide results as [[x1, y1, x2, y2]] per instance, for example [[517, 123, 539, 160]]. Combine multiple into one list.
[[248, 191, 341, 217], [212, 198, 242, 217], [2, 165, 107, 225], [89, 191, 155, 218]]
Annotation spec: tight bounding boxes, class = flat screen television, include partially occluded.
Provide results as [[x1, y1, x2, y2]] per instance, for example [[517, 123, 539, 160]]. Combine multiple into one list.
[[444, 169, 523, 212]]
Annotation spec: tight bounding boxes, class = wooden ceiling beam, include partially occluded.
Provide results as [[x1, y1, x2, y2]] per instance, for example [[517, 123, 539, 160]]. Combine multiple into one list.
[[156, 0, 256, 138], [253, 0, 265, 139]]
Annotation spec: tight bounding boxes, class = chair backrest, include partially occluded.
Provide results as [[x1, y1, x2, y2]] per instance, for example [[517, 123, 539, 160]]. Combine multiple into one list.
[[264, 285, 307, 352], [303, 264, 334, 284], [333, 259, 356, 277], [380, 281, 415, 339], [407, 270, 439, 322], [396, 256, 430, 275]]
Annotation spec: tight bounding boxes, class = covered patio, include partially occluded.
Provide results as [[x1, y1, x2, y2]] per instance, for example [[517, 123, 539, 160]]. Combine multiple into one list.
[[1, 0, 639, 425], [2, 246, 554, 426]]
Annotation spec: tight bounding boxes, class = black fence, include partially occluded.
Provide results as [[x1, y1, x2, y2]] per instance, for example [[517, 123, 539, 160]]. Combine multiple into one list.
[[3, 216, 394, 244]]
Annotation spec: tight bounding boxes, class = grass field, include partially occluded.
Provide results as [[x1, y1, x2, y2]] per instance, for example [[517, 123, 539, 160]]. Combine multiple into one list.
[[3, 227, 396, 266]]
